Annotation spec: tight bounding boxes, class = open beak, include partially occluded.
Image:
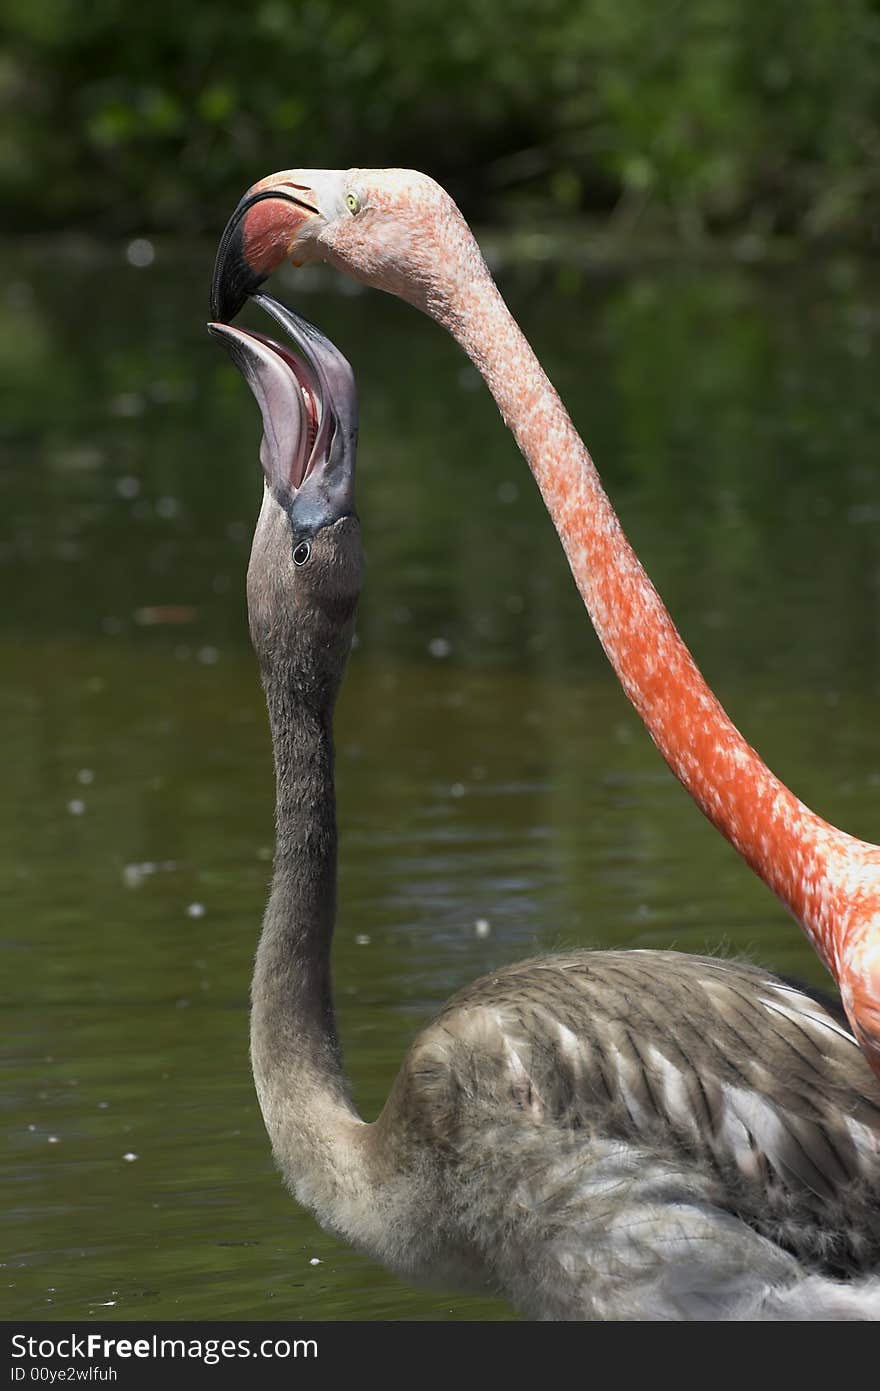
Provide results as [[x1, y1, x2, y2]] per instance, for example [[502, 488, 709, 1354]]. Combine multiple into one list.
[[208, 293, 357, 532], [210, 176, 321, 322]]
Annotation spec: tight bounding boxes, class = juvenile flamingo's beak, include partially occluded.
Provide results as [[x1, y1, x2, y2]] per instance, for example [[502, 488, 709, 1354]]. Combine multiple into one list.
[[211, 177, 320, 322], [208, 293, 357, 532]]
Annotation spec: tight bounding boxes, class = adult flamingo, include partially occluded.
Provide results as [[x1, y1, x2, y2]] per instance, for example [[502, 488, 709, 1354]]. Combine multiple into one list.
[[210, 167, 880, 1080], [209, 291, 880, 1319]]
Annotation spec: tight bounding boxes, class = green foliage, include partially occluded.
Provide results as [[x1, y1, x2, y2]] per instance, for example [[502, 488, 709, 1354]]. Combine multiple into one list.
[[3, 0, 880, 240]]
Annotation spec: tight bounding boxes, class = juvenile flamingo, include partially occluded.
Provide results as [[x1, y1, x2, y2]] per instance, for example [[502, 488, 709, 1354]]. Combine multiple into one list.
[[208, 291, 880, 1319], [210, 167, 880, 1080]]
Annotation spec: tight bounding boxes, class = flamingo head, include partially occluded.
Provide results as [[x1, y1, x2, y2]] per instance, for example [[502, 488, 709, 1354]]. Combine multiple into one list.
[[211, 168, 483, 323], [208, 293, 362, 702]]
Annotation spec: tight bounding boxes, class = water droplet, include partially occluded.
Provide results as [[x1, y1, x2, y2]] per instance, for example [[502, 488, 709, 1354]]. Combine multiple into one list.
[[67, 799, 86, 816], [309, 1257, 322, 1266], [117, 475, 140, 501], [111, 394, 145, 419], [186, 902, 206, 919], [126, 238, 155, 268], [450, 782, 465, 798], [197, 645, 219, 665], [475, 918, 491, 939], [122, 1152, 138, 1163], [428, 637, 451, 659], [77, 768, 95, 785], [355, 934, 371, 946], [497, 481, 518, 504], [48, 1136, 60, 1144]]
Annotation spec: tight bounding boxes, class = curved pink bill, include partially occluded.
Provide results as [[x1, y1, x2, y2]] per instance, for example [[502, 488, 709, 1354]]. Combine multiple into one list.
[[209, 293, 357, 535], [208, 322, 321, 495], [244, 330, 321, 487]]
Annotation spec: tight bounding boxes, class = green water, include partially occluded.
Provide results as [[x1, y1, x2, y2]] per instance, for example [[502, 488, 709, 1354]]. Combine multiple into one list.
[[2, 243, 880, 1321]]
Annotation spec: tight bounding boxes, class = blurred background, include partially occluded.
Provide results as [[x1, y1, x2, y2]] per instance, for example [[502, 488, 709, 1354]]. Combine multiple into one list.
[[5, 0, 880, 245], [3, 0, 880, 1324]]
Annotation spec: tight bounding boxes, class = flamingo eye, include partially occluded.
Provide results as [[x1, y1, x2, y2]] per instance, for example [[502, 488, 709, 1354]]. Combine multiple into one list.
[[344, 191, 361, 215], [293, 541, 311, 567]]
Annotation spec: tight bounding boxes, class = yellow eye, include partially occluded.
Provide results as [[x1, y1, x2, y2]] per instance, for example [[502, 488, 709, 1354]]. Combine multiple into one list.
[[345, 191, 361, 215]]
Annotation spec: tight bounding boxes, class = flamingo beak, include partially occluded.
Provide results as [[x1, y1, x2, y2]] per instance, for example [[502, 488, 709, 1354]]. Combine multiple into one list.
[[208, 293, 358, 533], [211, 177, 320, 323]]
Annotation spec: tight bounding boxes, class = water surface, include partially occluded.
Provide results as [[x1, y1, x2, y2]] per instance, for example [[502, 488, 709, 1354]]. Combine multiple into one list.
[[2, 243, 880, 1319]]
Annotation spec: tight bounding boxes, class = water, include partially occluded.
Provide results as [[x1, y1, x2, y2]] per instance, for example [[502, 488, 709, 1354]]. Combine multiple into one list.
[[2, 242, 880, 1320]]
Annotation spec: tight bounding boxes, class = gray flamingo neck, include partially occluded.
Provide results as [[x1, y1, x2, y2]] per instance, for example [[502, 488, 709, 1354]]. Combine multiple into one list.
[[250, 667, 363, 1193]]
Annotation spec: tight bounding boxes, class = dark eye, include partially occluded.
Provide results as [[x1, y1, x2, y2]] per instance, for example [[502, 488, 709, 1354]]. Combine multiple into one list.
[[293, 541, 311, 567]]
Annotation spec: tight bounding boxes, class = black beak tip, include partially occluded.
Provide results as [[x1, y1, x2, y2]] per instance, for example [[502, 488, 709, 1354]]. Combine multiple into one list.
[[210, 220, 267, 323]]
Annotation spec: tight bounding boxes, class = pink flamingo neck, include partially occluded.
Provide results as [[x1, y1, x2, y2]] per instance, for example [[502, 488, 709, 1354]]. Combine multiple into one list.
[[434, 268, 880, 1074]]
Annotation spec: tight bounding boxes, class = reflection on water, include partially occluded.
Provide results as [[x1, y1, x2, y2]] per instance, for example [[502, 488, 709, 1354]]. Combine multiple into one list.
[[2, 243, 880, 1320]]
